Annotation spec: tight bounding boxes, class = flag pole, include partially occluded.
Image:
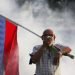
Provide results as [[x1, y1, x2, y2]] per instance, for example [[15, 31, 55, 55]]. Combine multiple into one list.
[[0, 15, 41, 38]]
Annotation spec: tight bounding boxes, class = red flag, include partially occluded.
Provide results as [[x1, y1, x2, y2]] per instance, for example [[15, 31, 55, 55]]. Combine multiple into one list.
[[0, 15, 19, 75]]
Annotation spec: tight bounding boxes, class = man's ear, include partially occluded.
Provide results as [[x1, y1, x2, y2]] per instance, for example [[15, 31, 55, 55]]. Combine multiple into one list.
[[54, 35, 56, 40], [41, 35, 44, 40]]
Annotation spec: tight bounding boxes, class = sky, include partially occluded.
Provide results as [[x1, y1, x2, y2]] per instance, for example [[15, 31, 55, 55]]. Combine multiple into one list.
[[0, 0, 75, 75]]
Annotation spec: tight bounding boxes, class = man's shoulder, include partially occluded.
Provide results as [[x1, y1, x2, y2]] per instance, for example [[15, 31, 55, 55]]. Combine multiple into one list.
[[54, 43, 65, 47], [33, 44, 42, 49], [54, 43, 66, 50], [31, 45, 42, 55]]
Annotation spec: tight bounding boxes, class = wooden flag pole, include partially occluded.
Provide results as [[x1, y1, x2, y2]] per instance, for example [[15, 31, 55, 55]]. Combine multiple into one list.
[[0, 15, 41, 38]]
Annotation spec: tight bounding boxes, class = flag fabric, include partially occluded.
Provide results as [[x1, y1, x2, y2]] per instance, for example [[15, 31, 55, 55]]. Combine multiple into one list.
[[0, 15, 19, 75]]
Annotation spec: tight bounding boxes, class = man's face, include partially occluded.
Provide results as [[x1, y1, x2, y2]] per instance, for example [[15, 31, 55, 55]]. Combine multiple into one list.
[[42, 30, 54, 46]]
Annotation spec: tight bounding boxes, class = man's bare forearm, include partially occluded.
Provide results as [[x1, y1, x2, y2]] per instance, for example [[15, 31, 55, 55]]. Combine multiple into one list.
[[31, 45, 46, 63], [61, 47, 71, 55]]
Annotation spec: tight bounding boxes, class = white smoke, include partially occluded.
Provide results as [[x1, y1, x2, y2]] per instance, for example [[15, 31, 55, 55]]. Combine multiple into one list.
[[0, 0, 75, 75]]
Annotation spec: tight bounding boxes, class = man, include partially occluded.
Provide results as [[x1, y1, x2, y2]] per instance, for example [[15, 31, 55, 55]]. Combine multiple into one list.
[[29, 29, 71, 75]]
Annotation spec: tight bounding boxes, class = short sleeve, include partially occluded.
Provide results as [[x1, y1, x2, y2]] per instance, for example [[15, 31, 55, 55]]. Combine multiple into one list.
[[55, 44, 66, 51], [30, 45, 41, 55]]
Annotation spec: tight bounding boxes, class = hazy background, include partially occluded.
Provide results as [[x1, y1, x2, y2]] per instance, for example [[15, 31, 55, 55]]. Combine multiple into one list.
[[0, 0, 75, 75]]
